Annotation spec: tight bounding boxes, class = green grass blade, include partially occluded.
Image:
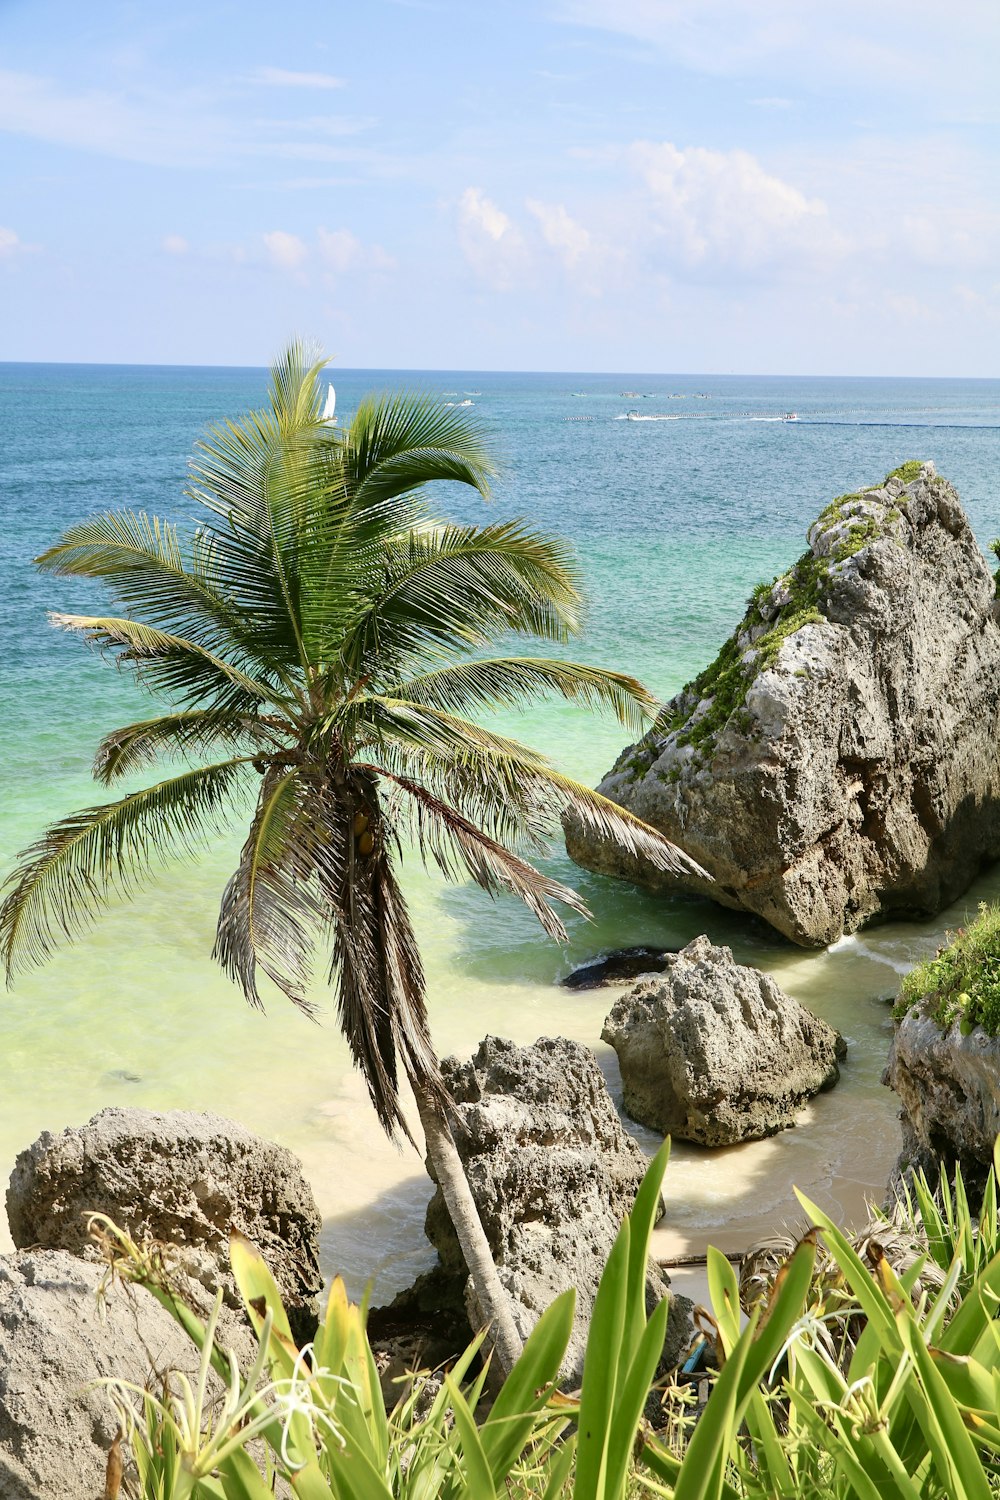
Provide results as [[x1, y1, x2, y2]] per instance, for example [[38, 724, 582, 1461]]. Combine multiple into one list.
[[444, 1373, 496, 1497], [622, 1139, 670, 1353], [603, 1296, 670, 1499], [480, 1286, 575, 1485], [574, 1225, 629, 1500]]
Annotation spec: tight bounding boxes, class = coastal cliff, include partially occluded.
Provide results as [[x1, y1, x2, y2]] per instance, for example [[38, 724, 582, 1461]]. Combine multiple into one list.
[[566, 462, 1000, 946]]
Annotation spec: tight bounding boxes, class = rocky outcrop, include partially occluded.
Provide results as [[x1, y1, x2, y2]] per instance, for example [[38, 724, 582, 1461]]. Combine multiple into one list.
[[885, 1009, 1000, 1197], [7, 1108, 323, 1334], [566, 463, 1000, 946], [0, 1248, 254, 1500], [419, 1035, 691, 1383], [602, 935, 845, 1145]]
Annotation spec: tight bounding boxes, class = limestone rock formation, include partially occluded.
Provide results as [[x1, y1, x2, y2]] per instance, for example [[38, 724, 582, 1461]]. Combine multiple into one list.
[[420, 1035, 691, 1382], [602, 935, 845, 1145], [885, 1009, 1000, 1197], [565, 462, 1000, 946], [0, 1248, 253, 1500], [7, 1107, 323, 1332]]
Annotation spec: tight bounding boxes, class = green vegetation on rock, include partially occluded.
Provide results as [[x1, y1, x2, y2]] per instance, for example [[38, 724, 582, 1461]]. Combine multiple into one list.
[[990, 538, 1000, 598], [886, 459, 926, 485], [659, 468, 918, 760], [895, 902, 1000, 1035]]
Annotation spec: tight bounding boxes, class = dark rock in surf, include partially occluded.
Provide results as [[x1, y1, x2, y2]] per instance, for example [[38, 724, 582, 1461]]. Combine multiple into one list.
[[561, 945, 681, 990]]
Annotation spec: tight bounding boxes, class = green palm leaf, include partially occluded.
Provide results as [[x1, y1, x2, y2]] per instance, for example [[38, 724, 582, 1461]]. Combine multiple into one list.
[[339, 521, 581, 679], [93, 710, 268, 784], [49, 613, 272, 713], [390, 656, 656, 731], [214, 766, 333, 1014], [1, 759, 252, 977]]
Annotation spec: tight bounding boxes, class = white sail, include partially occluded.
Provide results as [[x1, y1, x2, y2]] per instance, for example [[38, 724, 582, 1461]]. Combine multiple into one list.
[[322, 383, 336, 422]]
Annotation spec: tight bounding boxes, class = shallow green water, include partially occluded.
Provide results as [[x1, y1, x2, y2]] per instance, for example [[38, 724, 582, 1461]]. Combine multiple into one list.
[[3, 364, 1000, 1296]]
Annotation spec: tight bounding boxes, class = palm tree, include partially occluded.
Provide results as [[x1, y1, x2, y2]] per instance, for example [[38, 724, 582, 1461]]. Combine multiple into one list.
[[1, 344, 698, 1375]]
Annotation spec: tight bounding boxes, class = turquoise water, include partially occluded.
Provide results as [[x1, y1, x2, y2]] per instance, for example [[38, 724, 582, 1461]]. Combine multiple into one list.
[[3, 364, 1000, 1295]]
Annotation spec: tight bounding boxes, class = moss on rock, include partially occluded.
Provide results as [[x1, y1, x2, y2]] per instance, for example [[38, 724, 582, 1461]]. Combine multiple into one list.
[[662, 465, 922, 760]]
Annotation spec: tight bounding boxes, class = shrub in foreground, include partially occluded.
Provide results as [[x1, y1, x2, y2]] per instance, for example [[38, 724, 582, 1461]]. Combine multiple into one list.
[[99, 1141, 1000, 1500]]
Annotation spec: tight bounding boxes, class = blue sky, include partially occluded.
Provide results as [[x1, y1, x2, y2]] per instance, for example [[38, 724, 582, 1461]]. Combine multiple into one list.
[[1, 0, 999, 373]]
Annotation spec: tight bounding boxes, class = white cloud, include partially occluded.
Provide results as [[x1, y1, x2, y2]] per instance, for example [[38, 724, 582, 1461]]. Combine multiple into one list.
[[525, 200, 591, 269], [317, 227, 362, 271], [0, 227, 23, 258], [162, 234, 189, 255], [317, 227, 394, 273], [457, 188, 528, 290], [253, 68, 345, 90], [627, 141, 844, 274], [262, 230, 308, 269]]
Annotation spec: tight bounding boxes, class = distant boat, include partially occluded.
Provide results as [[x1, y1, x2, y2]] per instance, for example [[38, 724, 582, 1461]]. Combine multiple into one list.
[[621, 390, 641, 398], [458, 398, 474, 407], [321, 383, 336, 423], [782, 411, 799, 422]]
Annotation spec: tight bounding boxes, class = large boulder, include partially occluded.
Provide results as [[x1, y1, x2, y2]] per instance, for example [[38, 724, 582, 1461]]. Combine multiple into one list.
[[6, 1108, 322, 1333], [0, 1248, 253, 1500], [565, 462, 1000, 946], [602, 935, 845, 1145], [421, 1035, 691, 1383], [885, 1009, 1000, 1198]]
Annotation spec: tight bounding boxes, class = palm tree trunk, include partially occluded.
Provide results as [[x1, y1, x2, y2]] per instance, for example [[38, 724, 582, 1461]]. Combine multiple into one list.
[[413, 1082, 524, 1380]]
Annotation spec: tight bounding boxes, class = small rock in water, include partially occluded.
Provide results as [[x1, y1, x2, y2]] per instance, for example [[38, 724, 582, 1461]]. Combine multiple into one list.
[[561, 945, 680, 990], [104, 1068, 142, 1083]]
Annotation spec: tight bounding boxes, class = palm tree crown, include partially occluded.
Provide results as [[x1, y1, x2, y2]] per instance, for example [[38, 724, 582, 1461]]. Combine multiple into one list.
[[1, 344, 698, 1138]]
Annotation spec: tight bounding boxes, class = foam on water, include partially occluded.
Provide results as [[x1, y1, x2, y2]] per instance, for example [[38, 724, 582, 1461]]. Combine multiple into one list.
[[3, 364, 1000, 1296]]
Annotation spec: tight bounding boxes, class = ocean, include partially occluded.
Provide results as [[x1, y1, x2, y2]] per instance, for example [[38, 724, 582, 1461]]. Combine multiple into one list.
[[3, 362, 1000, 1298]]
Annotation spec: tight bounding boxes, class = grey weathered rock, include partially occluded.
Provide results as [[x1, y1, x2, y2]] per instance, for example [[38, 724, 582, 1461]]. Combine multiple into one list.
[[6, 1108, 322, 1331], [885, 1007, 1000, 1197], [0, 1248, 254, 1500], [420, 1034, 692, 1383], [603, 935, 845, 1146], [565, 463, 1000, 946]]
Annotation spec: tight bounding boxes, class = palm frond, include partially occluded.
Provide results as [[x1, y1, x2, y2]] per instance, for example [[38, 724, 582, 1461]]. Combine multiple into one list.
[[325, 798, 445, 1138], [0, 759, 252, 978], [344, 391, 496, 512], [547, 768, 709, 879], [340, 522, 582, 679], [93, 710, 271, 784], [214, 766, 333, 1014], [359, 721, 705, 880], [360, 764, 589, 940], [390, 656, 657, 731], [49, 613, 272, 714], [35, 510, 275, 674], [356, 696, 557, 771]]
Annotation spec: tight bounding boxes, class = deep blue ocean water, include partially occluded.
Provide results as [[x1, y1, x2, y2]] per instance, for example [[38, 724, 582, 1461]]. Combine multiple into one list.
[[3, 363, 1000, 1291]]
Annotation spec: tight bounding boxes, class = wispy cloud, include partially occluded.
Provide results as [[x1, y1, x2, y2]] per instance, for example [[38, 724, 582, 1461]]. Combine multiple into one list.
[[253, 68, 345, 90], [556, 0, 1000, 108], [162, 234, 189, 255], [0, 68, 384, 171]]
